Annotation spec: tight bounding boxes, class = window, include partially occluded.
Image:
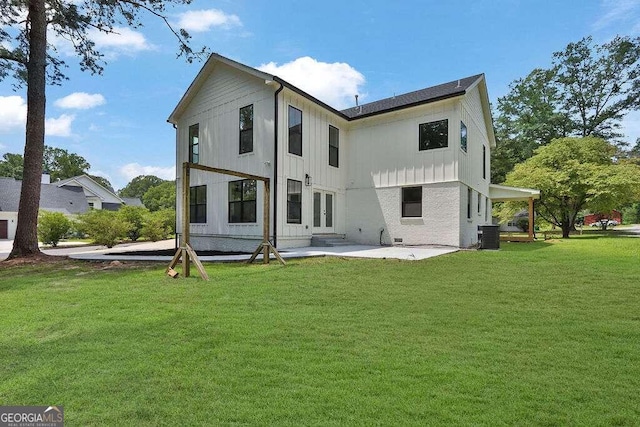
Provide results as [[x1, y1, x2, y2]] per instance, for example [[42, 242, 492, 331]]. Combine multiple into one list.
[[483, 145, 487, 179], [88, 202, 94, 209], [467, 187, 472, 219], [239, 105, 253, 154], [189, 185, 207, 223], [229, 179, 257, 223], [189, 124, 199, 164], [287, 179, 302, 223], [477, 192, 482, 215], [419, 119, 448, 151], [288, 106, 302, 156], [485, 196, 489, 222], [329, 125, 339, 167], [460, 121, 467, 152], [402, 186, 422, 217]]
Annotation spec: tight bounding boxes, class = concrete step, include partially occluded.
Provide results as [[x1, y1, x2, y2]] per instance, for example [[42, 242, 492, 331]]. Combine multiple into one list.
[[311, 235, 353, 247]]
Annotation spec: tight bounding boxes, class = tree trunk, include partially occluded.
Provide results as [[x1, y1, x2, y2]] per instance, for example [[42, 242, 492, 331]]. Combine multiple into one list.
[[561, 221, 571, 238], [8, 0, 47, 259]]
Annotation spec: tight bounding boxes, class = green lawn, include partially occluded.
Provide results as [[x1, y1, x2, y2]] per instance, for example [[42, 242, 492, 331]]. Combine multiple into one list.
[[1, 236, 639, 425]]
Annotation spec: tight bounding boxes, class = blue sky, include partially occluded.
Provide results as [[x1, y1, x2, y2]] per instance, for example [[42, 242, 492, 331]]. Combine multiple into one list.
[[1, 0, 639, 190]]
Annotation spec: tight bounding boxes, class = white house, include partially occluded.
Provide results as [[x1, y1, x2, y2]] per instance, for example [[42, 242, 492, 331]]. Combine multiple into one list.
[[0, 177, 89, 240], [56, 175, 142, 210], [168, 54, 536, 252]]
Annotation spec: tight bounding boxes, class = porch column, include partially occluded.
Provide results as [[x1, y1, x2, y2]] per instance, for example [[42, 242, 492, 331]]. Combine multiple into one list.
[[528, 197, 534, 241]]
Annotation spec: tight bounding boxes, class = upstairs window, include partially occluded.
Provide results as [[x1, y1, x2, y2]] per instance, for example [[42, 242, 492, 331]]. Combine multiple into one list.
[[288, 106, 302, 156], [329, 125, 339, 167], [189, 124, 199, 163], [287, 179, 302, 224], [419, 119, 448, 151], [229, 179, 257, 223], [460, 121, 467, 152], [483, 145, 487, 179], [402, 186, 422, 217], [189, 185, 207, 223], [239, 105, 253, 154]]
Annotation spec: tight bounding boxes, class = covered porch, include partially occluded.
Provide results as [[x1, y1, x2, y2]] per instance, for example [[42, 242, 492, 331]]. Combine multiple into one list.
[[489, 184, 541, 242]]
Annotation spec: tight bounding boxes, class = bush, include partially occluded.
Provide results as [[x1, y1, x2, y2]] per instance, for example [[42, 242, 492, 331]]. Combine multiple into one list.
[[141, 211, 170, 242], [156, 208, 176, 235], [38, 211, 72, 247], [77, 210, 131, 248], [117, 205, 149, 241]]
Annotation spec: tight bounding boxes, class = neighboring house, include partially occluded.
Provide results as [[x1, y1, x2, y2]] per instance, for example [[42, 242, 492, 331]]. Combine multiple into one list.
[[499, 210, 530, 232], [56, 175, 143, 210], [584, 210, 622, 226], [168, 54, 537, 251], [0, 177, 89, 240]]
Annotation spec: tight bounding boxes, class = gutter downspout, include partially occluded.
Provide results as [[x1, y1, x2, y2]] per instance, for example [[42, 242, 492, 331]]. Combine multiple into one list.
[[273, 81, 284, 248]]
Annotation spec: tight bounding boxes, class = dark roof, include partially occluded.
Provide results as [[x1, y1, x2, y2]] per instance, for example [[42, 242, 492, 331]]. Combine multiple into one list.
[[341, 74, 484, 119], [0, 177, 89, 214], [122, 197, 144, 207]]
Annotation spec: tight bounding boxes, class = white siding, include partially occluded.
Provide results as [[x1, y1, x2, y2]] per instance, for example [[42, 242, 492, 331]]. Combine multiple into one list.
[[276, 90, 348, 246], [175, 62, 275, 245], [347, 99, 459, 190]]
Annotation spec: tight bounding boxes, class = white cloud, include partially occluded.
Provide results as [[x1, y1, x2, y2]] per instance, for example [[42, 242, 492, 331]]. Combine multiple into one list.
[[0, 95, 27, 132], [176, 9, 242, 32], [88, 27, 153, 56], [593, 0, 640, 31], [55, 92, 106, 110], [258, 57, 366, 109], [119, 163, 175, 181], [45, 114, 75, 137]]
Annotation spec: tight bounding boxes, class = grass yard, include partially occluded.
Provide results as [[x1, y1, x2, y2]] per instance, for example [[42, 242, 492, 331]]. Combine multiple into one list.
[[1, 236, 639, 425]]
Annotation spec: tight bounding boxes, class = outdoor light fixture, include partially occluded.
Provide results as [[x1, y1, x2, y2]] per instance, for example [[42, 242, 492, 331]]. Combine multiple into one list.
[[305, 174, 312, 186]]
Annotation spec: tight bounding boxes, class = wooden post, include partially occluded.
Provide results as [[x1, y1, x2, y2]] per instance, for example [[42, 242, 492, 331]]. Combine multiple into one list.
[[263, 179, 270, 264], [182, 162, 191, 277], [528, 197, 534, 241]]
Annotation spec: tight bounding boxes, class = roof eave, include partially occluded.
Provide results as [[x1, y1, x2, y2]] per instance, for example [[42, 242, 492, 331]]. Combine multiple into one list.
[[489, 184, 540, 201], [346, 91, 466, 121]]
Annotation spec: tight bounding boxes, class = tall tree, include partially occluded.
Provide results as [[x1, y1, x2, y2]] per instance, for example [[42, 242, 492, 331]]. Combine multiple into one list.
[[142, 180, 176, 211], [0, 0, 204, 259], [43, 146, 90, 181], [0, 153, 24, 179], [492, 36, 640, 183], [119, 175, 166, 198], [0, 146, 95, 181], [499, 137, 640, 238]]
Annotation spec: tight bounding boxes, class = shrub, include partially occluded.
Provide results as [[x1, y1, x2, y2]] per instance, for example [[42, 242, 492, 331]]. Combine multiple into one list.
[[117, 205, 149, 241], [141, 211, 170, 242], [156, 208, 176, 235], [77, 209, 131, 248], [38, 211, 72, 247]]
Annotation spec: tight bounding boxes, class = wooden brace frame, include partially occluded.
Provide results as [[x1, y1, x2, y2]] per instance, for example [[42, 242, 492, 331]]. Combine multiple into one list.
[[167, 162, 285, 280]]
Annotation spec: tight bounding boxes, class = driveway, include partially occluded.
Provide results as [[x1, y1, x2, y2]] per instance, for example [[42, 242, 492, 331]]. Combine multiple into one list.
[[1, 239, 458, 262], [0, 240, 176, 261]]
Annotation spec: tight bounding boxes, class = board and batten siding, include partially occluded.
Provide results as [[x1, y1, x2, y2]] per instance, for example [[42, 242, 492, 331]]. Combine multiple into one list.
[[174, 62, 275, 250], [275, 89, 348, 247], [458, 86, 492, 247], [346, 98, 459, 191], [344, 98, 463, 247]]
